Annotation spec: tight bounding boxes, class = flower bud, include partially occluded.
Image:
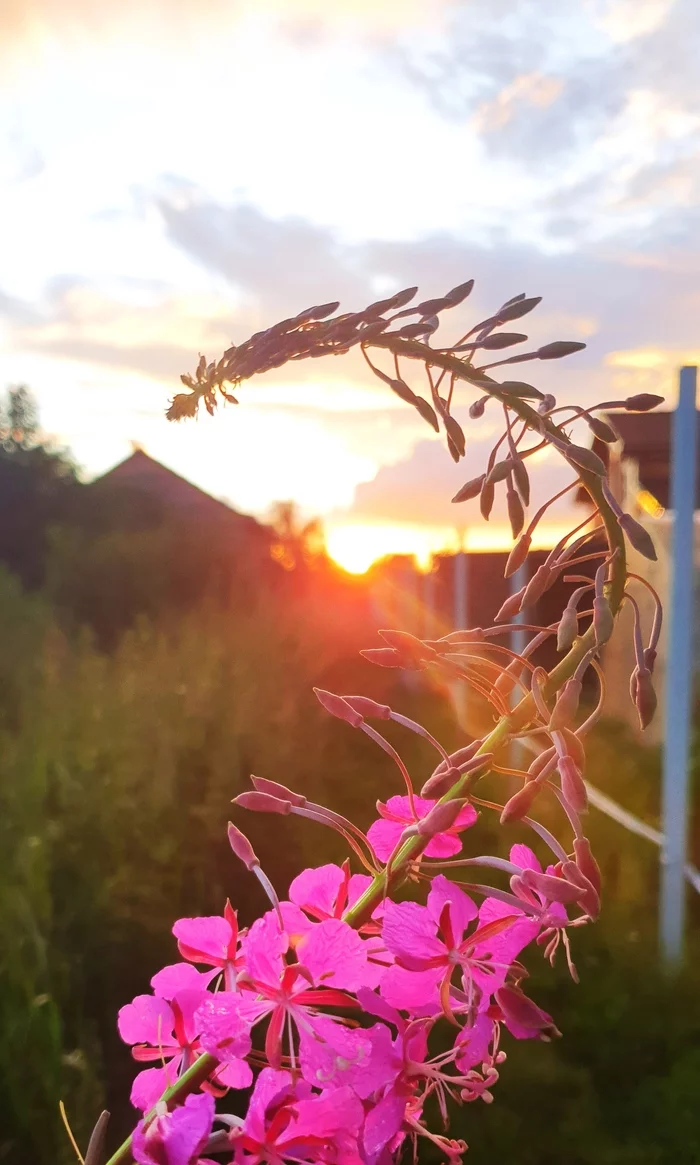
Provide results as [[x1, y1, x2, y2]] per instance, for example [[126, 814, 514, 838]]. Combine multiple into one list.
[[507, 485, 525, 539], [586, 415, 617, 443], [500, 781, 541, 824], [227, 821, 260, 870], [560, 728, 586, 769], [549, 678, 582, 732], [378, 629, 437, 662], [485, 459, 514, 487], [620, 513, 657, 561], [416, 798, 469, 838], [564, 444, 607, 476], [495, 986, 561, 1039], [643, 647, 657, 675], [250, 776, 306, 807], [593, 596, 614, 647], [557, 604, 579, 653], [341, 695, 392, 720], [521, 867, 586, 905], [624, 393, 664, 412], [561, 860, 600, 919], [421, 765, 462, 798], [233, 791, 292, 816], [538, 394, 556, 413], [468, 396, 487, 419], [558, 755, 588, 814], [527, 746, 556, 780], [573, 836, 601, 897], [313, 688, 363, 727], [511, 456, 530, 506], [505, 533, 531, 578], [494, 588, 525, 623], [480, 479, 496, 521], [452, 474, 485, 503], [633, 667, 657, 730], [521, 564, 552, 609]]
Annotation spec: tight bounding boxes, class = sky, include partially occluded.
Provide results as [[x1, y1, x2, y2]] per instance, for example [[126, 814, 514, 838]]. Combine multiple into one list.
[[1, 0, 700, 570]]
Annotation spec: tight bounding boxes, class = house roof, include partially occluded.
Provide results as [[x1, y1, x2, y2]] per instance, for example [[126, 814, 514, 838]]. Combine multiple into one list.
[[93, 449, 270, 539]]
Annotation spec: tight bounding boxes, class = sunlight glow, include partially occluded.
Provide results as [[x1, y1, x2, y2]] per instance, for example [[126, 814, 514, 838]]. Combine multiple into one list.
[[325, 520, 576, 574]]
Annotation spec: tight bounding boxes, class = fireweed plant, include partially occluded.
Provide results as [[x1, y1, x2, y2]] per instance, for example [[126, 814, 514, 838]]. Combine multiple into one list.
[[89, 283, 666, 1165]]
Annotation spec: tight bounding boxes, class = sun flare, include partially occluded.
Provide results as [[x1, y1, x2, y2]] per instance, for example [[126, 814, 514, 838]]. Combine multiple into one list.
[[325, 520, 577, 575]]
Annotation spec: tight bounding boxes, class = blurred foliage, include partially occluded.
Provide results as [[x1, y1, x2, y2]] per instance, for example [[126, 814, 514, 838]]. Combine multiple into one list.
[[2, 387, 700, 1164]]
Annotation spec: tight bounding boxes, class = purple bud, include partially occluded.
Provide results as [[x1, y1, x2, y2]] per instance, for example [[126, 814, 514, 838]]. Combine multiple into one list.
[[643, 647, 657, 675], [341, 695, 392, 720], [500, 782, 540, 824], [421, 753, 494, 797], [557, 605, 579, 653], [573, 836, 601, 897], [494, 587, 525, 623], [313, 688, 364, 727], [527, 746, 556, 780], [505, 532, 531, 578], [549, 678, 582, 732], [521, 564, 552, 608], [620, 513, 657, 561], [227, 821, 259, 869], [233, 791, 292, 816], [593, 596, 614, 647], [624, 393, 664, 412], [250, 776, 307, 806], [495, 986, 560, 1039], [521, 867, 586, 904], [558, 755, 588, 814], [469, 396, 487, 419], [634, 667, 657, 730], [561, 860, 600, 919], [360, 647, 424, 669], [416, 798, 469, 838], [378, 629, 437, 662]]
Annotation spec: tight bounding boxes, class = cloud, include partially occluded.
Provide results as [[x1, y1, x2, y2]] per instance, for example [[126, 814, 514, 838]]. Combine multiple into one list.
[[347, 428, 576, 530]]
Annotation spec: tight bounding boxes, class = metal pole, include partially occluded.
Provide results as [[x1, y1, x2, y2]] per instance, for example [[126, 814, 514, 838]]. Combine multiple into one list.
[[510, 561, 528, 666], [660, 365, 698, 966]]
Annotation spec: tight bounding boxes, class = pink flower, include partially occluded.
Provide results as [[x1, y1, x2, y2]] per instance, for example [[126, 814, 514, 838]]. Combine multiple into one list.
[[173, 902, 242, 991], [118, 990, 207, 1111], [380, 876, 525, 1017], [367, 796, 477, 862], [298, 1013, 397, 1099], [231, 1068, 364, 1165], [133, 1092, 215, 1165], [281, 862, 374, 937], [198, 913, 370, 1070]]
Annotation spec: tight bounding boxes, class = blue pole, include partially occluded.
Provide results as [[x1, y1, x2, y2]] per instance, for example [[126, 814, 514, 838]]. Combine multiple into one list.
[[660, 365, 698, 966]]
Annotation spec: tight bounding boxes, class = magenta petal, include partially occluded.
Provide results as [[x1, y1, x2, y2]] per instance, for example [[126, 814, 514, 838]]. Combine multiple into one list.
[[478, 897, 539, 964], [172, 916, 233, 966], [289, 864, 345, 917], [279, 901, 314, 938], [151, 963, 215, 999], [290, 1086, 364, 1143], [298, 918, 370, 991], [133, 1091, 215, 1165], [380, 965, 442, 1014], [366, 818, 403, 862], [243, 913, 288, 986], [422, 832, 464, 858], [510, 843, 542, 873], [381, 900, 445, 965], [454, 1014, 495, 1070], [427, 875, 478, 937], [363, 1093, 407, 1163], [243, 1068, 295, 1142], [118, 995, 174, 1047], [214, 1058, 253, 1091], [299, 1015, 395, 1099], [196, 993, 253, 1062], [130, 1063, 178, 1111]]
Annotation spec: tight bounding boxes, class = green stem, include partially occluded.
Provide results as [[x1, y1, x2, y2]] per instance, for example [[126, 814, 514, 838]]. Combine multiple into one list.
[[103, 1054, 219, 1165]]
